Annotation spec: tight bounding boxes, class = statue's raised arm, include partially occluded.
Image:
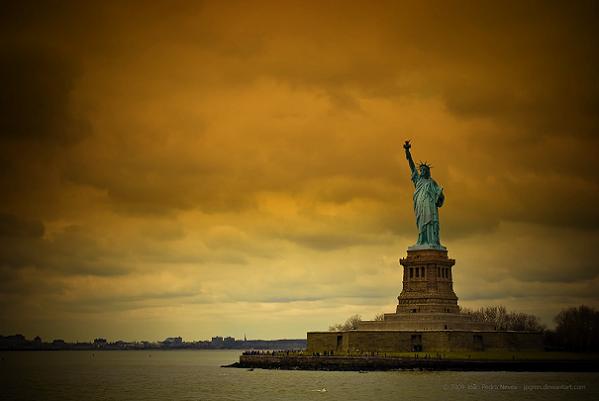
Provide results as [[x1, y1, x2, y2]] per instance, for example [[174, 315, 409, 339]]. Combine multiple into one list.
[[403, 140, 416, 175]]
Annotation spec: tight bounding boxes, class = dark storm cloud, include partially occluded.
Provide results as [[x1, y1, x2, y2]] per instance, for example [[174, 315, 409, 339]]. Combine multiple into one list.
[[285, 232, 388, 251], [442, 75, 599, 139], [0, 44, 89, 144], [210, 1, 599, 140], [0, 227, 131, 276], [0, 40, 91, 223], [0, 213, 44, 238], [58, 290, 202, 313]]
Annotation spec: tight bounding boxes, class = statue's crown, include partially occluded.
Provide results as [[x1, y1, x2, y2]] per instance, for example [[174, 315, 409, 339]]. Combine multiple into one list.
[[418, 161, 432, 169]]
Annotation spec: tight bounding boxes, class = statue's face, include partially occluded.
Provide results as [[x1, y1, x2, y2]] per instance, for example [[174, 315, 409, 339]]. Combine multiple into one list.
[[419, 166, 430, 178]]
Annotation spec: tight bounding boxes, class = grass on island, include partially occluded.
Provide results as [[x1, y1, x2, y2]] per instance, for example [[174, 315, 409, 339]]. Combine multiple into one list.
[[272, 350, 599, 361]]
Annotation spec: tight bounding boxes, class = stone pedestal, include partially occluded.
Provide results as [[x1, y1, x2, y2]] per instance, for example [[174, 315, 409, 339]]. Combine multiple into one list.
[[356, 247, 495, 332], [396, 248, 458, 314]]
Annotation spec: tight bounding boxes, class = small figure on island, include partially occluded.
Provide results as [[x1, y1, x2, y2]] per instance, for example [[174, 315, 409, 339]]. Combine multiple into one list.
[[403, 140, 445, 249]]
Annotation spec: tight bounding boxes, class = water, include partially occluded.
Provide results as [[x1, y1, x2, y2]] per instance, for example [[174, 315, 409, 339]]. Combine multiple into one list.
[[1, 350, 597, 401]]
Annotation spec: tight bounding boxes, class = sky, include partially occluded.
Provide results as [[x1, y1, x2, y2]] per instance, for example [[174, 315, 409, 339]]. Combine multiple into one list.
[[1, 1, 598, 342]]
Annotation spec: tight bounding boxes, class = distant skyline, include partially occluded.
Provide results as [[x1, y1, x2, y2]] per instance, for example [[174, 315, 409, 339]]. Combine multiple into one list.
[[1, 1, 598, 342]]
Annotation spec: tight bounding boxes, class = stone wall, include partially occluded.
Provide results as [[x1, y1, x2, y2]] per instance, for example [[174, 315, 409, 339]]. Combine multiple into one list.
[[307, 330, 544, 354]]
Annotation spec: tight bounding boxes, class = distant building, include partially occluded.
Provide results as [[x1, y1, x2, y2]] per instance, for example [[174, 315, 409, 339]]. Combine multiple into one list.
[[0, 334, 27, 349], [162, 337, 183, 348], [93, 338, 107, 348], [114, 340, 134, 349]]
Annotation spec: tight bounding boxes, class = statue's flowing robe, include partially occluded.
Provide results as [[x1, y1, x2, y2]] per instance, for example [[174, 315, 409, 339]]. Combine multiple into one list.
[[411, 170, 444, 246]]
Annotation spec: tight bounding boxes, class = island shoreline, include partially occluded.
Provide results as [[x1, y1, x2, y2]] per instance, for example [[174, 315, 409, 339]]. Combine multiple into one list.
[[224, 354, 599, 372]]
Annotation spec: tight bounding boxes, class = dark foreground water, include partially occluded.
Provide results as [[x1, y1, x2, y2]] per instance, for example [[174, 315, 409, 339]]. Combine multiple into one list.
[[1, 350, 597, 401]]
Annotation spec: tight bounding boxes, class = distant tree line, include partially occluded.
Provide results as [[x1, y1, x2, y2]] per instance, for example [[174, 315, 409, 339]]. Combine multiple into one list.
[[329, 314, 363, 331], [545, 305, 599, 352], [460, 305, 545, 332], [329, 305, 599, 352]]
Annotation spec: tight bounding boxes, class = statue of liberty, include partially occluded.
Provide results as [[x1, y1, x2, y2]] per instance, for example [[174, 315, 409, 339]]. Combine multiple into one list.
[[403, 140, 445, 250]]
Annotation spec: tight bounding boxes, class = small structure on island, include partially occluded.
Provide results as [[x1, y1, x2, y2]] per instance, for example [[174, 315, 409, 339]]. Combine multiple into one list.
[[307, 141, 543, 354]]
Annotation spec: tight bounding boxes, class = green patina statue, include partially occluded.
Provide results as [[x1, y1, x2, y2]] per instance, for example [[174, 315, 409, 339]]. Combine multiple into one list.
[[403, 140, 445, 250]]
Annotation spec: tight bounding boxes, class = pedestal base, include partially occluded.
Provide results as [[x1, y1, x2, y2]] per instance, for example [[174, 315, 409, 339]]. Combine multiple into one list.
[[358, 313, 495, 331], [356, 247, 494, 332]]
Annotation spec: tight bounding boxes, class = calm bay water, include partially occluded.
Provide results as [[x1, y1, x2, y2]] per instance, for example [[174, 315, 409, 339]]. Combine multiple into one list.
[[1, 350, 597, 401]]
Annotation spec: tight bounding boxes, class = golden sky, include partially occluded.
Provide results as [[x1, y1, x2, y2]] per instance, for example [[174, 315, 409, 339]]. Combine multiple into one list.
[[1, 1, 598, 341]]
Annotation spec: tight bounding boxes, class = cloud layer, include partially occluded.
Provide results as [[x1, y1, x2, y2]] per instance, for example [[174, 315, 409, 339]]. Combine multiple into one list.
[[1, 1, 598, 341]]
